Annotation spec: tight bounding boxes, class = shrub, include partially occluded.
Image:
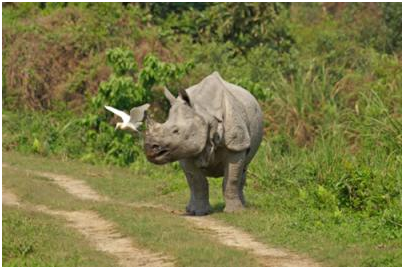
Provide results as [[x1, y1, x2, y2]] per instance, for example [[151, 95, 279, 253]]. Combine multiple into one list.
[[157, 3, 294, 53], [81, 48, 194, 166]]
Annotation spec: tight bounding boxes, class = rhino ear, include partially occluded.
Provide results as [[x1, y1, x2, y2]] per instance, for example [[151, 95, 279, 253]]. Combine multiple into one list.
[[179, 89, 191, 106], [164, 87, 176, 105]]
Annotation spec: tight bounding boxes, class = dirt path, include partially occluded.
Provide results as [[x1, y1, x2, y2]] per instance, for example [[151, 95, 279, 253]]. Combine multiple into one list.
[[39, 170, 110, 202], [184, 216, 317, 266], [3, 163, 109, 201], [2, 187, 21, 206], [3, 164, 319, 266], [2, 187, 174, 267]]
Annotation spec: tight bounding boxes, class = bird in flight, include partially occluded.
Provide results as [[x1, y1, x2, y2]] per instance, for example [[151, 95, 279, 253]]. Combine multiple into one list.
[[104, 104, 150, 132]]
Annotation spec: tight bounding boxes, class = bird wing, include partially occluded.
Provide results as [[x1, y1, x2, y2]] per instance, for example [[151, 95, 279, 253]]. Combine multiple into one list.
[[126, 122, 143, 132], [129, 103, 150, 125], [104, 106, 130, 123]]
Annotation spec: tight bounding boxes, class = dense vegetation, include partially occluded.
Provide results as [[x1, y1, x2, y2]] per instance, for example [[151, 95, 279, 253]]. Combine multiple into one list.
[[2, 3, 402, 266]]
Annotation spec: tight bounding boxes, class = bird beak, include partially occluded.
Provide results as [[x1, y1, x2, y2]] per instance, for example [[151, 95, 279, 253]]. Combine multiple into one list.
[[115, 124, 119, 131]]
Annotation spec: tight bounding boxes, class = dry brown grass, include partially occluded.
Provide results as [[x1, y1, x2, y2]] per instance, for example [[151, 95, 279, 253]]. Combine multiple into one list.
[[3, 6, 181, 111]]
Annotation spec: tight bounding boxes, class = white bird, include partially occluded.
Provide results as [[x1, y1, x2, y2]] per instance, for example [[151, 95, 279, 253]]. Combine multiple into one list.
[[104, 104, 150, 132]]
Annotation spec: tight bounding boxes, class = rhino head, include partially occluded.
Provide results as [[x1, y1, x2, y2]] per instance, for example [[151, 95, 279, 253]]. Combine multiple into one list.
[[144, 88, 208, 165]]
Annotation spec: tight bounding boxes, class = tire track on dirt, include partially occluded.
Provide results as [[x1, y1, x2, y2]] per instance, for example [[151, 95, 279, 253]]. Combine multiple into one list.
[[3, 163, 319, 266], [2, 186, 174, 267]]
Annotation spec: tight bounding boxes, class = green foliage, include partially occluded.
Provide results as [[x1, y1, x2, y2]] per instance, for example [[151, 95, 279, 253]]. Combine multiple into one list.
[[81, 48, 193, 166], [232, 78, 272, 101], [379, 3, 402, 53], [106, 48, 137, 76], [205, 3, 294, 53], [139, 55, 195, 92], [142, 2, 212, 20], [159, 3, 294, 53], [91, 48, 193, 112], [315, 185, 339, 211]]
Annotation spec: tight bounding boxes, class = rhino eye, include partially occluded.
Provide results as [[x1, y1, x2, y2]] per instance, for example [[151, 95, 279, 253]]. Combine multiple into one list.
[[172, 128, 179, 134]]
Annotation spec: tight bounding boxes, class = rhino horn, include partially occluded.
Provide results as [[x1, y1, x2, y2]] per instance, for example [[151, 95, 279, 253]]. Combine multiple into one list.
[[145, 115, 159, 134]]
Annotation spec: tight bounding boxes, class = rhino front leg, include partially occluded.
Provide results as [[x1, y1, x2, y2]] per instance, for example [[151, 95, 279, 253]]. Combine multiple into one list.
[[223, 151, 246, 213], [180, 160, 211, 216]]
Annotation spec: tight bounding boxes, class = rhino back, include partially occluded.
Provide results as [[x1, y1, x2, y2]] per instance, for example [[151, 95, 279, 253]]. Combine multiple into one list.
[[186, 75, 263, 164]]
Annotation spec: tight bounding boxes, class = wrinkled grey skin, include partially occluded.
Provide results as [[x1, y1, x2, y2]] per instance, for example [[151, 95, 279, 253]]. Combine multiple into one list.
[[144, 72, 263, 215]]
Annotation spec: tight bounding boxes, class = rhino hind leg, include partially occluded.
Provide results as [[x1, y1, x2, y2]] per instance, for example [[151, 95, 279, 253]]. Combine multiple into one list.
[[238, 168, 247, 206], [223, 152, 246, 213]]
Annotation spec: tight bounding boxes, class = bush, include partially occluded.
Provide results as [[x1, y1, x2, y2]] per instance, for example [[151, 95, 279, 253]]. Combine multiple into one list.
[[81, 48, 193, 166], [157, 3, 294, 53]]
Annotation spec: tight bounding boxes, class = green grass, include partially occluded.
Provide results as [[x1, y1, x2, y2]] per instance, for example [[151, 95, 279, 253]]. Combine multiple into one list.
[[2, 206, 116, 266], [214, 198, 401, 266], [3, 150, 401, 266]]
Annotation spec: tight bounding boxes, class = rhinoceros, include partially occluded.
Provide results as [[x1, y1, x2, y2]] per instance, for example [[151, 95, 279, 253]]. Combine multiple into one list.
[[113, 72, 264, 215]]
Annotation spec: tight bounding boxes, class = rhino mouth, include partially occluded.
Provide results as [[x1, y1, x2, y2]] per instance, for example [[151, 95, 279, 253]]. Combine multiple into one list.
[[145, 146, 171, 164], [155, 149, 169, 158]]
